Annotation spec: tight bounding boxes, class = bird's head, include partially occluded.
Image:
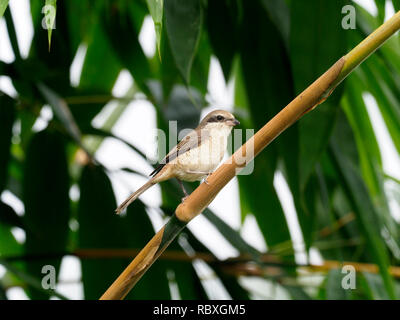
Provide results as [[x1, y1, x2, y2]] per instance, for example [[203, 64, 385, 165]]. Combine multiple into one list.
[[199, 110, 240, 130]]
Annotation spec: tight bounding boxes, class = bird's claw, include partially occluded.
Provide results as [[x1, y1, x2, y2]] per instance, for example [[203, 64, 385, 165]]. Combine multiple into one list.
[[181, 196, 188, 202], [204, 173, 211, 185]]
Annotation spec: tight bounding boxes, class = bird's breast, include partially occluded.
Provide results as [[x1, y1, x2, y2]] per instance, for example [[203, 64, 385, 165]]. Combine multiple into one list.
[[174, 127, 230, 181]]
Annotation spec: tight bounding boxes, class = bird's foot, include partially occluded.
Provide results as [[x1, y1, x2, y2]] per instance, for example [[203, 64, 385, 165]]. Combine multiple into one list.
[[181, 195, 189, 202], [203, 173, 211, 185], [177, 178, 189, 200]]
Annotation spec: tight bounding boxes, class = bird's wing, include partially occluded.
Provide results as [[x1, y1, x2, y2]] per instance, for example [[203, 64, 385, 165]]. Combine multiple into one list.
[[150, 129, 209, 177]]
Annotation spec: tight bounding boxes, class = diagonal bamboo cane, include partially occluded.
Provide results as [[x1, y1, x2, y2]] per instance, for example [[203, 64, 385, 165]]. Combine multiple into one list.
[[100, 11, 400, 300]]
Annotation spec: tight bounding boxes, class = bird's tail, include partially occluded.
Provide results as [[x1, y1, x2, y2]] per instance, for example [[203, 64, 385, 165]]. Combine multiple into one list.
[[115, 179, 155, 214]]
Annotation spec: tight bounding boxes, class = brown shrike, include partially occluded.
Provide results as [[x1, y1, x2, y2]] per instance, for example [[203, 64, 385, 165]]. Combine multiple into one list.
[[115, 109, 240, 214]]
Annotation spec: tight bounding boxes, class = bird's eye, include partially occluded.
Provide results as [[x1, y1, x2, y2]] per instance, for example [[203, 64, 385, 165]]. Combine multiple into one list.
[[217, 115, 224, 121]]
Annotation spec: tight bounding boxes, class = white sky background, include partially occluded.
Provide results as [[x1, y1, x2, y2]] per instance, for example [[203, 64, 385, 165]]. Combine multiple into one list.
[[0, 0, 399, 300]]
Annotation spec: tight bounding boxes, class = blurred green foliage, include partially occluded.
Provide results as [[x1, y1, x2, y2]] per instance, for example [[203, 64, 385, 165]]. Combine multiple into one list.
[[0, 0, 400, 300]]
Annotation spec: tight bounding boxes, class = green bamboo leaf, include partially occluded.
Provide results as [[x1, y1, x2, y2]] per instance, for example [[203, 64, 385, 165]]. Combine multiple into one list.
[[0, 201, 24, 230], [285, 0, 348, 250], [362, 272, 391, 300], [190, 31, 211, 96], [359, 57, 400, 155], [0, 284, 6, 300], [207, 0, 238, 81], [67, 91, 115, 134], [123, 204, 171, 300], [4, 9, 20, 60], [0, 94, 15, 193], [23, 130, 70, 299], [213, 270, 250, 300], [79, 23, 121, 92], [44, 0, 57, 51], [78, 165, 124, 299], [392, 0, 400, 12], [351, 5, 400, 154], [101, 2, 151, 93], [202, 209, 261, 259], [329, 114, 397, 299], [128, 0, 148, 31], [170, 262, 208, 299], [341, 76, 382, 194], [146, 0, 163, 58], [164, 0, 202, 84], [355, 273, 378, 299], [289, 0, 347, 189], [325, 269, 351, 300], [6, 170, 22, 201], [385, 173, 400, 185], [0, 0, 9, 18], [238, 0, 293, 248], [394, 0, 400, 12], [232, 59, 250, 120], [119, 167, 147, 178], [64, 1, 96, 55], [157, 29, 209, 102], [163, 85, 202, 132], [240, 0, 293, 125], [165, 239, 208, 299], [18, 109, 37, 150], [0, 223, 21, 256], [29, 1, 74, 91], [374, 0, 386, 24], [238, 158, 292, 247], [341, 75, 400, 259], [261, 0, 290, 45], [37, 83, 82, 146], [159, 24, 181, 101]]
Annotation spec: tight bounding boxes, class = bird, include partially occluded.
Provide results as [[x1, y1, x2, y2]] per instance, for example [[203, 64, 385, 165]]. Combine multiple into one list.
[[115, 109, 240, 214]]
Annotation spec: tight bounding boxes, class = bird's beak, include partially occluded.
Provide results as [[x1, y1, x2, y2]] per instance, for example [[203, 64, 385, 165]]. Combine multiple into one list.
[[227, 119, 240, 126]]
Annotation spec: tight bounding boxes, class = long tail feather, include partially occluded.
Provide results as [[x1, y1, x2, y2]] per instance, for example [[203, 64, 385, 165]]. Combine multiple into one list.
[[115, 180, 155, 214]]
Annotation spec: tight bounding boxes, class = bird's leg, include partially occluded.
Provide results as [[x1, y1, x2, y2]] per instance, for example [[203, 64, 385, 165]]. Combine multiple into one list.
[[185, 170, 213, 185], [203, 173, 211, 185], [177, 178, 189, 202]]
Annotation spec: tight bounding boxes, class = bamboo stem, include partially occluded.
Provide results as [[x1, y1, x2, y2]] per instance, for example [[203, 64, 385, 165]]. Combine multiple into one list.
[[100, 11, 400, 300], [4, 250, 400, 278], [222, 260, 400, 279], [334, 9, 400, 87], [318, 212, 355, 238]]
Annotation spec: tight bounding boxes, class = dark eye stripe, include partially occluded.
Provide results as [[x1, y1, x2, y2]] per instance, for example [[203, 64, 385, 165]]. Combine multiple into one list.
[[207, 116, 219, 123]]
